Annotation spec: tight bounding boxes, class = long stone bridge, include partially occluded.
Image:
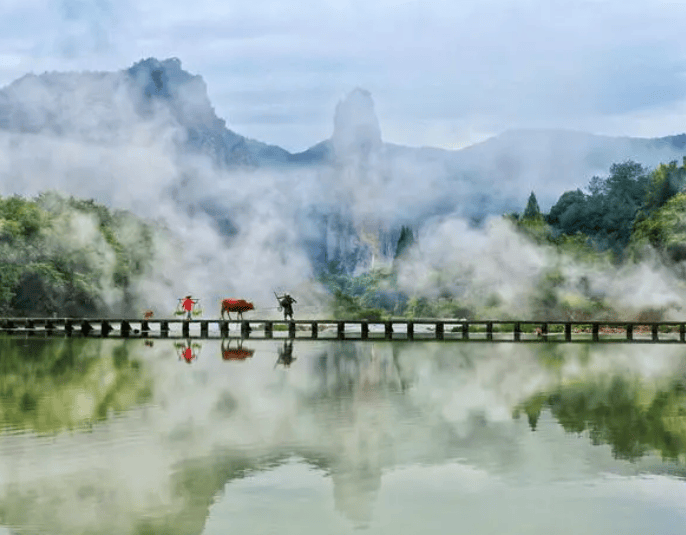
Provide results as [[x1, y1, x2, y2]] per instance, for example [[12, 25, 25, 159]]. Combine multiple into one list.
[[1, 317, 686, 343]]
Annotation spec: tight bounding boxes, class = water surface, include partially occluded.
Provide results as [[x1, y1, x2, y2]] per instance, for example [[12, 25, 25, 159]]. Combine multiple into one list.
[[0, 337, 685, 534]]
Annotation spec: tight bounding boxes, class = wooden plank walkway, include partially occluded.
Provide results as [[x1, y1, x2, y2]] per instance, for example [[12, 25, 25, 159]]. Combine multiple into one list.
[[1, 318, 686, 342]]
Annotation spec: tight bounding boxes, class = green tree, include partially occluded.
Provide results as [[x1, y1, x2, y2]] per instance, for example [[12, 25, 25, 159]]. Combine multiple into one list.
[[631, 192, 686, 262], [640, 158, 686, 216], [522, 191, 542, 220], [547, 160, 650, 254]]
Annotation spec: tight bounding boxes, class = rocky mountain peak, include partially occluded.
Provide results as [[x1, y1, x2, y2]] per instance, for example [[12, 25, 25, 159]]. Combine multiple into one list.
[[332, 87, 382, 159]]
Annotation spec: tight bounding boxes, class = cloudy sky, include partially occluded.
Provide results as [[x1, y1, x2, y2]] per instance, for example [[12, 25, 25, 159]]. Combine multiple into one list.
[[1, 0, 686, 152]]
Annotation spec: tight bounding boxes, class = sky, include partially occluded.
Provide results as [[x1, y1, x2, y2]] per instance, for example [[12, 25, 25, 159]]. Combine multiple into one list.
[[1, 0, 686, 153]]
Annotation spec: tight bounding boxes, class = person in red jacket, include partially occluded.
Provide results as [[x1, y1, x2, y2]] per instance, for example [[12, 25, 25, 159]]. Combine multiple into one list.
[[180, 295, 198, 320]]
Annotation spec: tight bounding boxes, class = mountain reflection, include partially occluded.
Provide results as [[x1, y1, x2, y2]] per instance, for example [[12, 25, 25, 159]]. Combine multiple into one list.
[[0, 340, 685, 534]]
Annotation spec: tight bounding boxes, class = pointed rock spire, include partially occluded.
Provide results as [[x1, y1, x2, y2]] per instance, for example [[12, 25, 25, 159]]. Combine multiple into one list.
[[332, 88, 382, 160]]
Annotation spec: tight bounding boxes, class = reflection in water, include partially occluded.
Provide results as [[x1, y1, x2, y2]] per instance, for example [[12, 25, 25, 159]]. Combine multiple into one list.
[[0, 337, 152, 434], [0, 340, 685, 534], [175, 339, 202, 364], [276, 339, 296, 368], [517, 375, 686, 463], [221, 339, 254, 361]]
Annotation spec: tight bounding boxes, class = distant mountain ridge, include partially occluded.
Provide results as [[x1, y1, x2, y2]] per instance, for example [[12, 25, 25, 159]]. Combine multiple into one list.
[[1, 57, 684, 186], [2, 57, 686, 273]]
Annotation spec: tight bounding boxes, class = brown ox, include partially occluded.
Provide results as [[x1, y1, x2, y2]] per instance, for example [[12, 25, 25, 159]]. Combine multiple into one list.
[[221, 299, 255, 320], [143, 310, 154, 320]]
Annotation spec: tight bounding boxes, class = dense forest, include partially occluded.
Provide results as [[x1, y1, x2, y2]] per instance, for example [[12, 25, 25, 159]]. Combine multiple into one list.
[[0, 192, 163, 317]]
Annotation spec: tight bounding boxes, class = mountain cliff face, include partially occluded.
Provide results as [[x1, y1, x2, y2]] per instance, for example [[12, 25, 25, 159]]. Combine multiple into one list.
[[1, 57, 685, 275]]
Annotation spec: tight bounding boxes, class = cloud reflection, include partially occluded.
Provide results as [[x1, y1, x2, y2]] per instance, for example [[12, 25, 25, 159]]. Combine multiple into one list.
[[0, 340, 685, 533]]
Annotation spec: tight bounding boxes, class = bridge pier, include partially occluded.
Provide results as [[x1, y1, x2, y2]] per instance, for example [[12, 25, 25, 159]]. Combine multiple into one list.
[[242, 321, 252, 338], [101, 321, 112, 337]]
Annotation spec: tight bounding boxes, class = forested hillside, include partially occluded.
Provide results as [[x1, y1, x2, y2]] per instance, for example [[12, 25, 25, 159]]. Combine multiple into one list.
[[323, 157, 686, 321], [0, 192, 164, 317]]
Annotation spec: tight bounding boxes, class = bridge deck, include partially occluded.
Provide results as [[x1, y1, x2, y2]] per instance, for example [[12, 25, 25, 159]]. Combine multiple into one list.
[[0, 318, 685, 342]]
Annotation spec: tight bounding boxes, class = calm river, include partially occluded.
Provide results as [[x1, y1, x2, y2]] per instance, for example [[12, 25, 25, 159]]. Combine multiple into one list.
[[0, 337, 685, 534]]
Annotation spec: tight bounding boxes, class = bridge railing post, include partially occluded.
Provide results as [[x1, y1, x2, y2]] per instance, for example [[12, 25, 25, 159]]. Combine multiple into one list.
[[436, 322, 444, 340], [361, 321, 369, 339], [101, 320, 112, 337], [81, 321, 92, 336], [565, 323, 571, 342], [486, 322, 493, 341], [311, 322, 318, 339], [241, 321, 251, 338], [652, 324, 659, 342], [384, 322, 393, 339], [514, 322, 520, 341]]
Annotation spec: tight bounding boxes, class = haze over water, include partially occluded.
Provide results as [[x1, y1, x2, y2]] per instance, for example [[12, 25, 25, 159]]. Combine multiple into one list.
[[0, 338, 685, 534]]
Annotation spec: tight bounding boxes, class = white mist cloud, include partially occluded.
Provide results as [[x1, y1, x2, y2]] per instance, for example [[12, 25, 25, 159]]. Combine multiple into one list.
[[397, 216, 686, 320], [0, 70, 321, 315]]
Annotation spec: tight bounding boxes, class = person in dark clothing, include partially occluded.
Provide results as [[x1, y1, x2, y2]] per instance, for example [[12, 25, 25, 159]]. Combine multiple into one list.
[[276, 293, 297, 321]]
